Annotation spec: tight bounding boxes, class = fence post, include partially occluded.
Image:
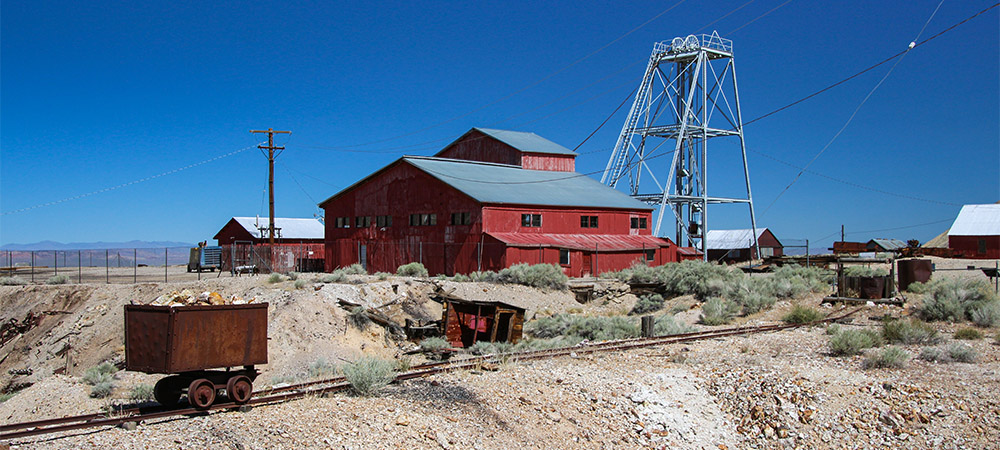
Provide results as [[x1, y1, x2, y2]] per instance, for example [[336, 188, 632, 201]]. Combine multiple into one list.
[[641, 315, 655, 337], [419, 242, 423, 264], [805, 239, 810, 267], [133, 248, 137, 283], [30, 251, 34, 283], [54, 251, 58, 276], [78, 250, 82, 284], [106, 249, 109, 284], [595, 244, 599, 275], [165, 248, 168, 283]]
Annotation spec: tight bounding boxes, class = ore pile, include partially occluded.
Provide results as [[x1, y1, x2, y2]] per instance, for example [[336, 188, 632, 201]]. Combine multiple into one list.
[[149, 289, 255, 307]]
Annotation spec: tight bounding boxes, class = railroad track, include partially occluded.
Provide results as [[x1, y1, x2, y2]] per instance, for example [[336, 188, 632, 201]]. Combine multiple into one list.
[[1, 307, 859, 441]]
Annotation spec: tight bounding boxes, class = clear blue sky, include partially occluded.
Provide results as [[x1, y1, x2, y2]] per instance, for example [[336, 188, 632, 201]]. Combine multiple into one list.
[[2, 0, 998, 251]]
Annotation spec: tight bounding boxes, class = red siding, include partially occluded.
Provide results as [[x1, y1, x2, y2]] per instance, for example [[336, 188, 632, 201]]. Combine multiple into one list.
[[436, 130, 522, 167], [949, 235, 1000, 259], [213, 218, 324, 246], [322, 160, 683, 277], [435, 130, 575, 172], [521, 153, 575, 172]]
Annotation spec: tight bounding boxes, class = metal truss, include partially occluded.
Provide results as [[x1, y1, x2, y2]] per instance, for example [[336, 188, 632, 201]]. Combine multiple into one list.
[[602, 32, 759, 259]]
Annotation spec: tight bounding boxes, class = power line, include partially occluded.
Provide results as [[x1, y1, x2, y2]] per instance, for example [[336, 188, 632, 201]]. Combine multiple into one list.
[[744, 2, 999, 128], [750, 149, 959, 206], [2, 144, 261, 216], [761, 0, 962, 214], [319, 0, 690, 151], [727, 0, 794, 35], [845, 218, 954, 235]]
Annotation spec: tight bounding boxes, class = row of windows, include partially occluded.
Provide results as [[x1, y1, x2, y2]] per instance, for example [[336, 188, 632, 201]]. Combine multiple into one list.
[[339, 213, 648, 229], [335, 213, 469, 228], [557, 248, 655, 265]]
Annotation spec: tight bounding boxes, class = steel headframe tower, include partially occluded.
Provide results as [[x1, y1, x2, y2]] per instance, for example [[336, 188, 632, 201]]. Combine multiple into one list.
[[601, 32, 759, 260]]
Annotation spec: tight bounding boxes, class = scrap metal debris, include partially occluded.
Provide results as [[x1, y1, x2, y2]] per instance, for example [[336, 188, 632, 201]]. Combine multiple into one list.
[[149, 289, 255, 307]]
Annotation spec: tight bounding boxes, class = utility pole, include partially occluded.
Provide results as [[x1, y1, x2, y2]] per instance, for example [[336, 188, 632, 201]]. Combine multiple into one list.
[[841, 225, 845, 242], [250, 128, 291, 245]]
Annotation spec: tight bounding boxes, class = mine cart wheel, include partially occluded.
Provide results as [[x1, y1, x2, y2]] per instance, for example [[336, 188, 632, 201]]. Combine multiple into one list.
[[153, 376, 183, 406], [226, 375, 254, 404], [187, 378, 216, 409]]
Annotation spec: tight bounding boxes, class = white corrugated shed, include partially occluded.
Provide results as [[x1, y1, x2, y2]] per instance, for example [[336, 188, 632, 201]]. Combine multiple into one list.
[[949, 204, 1000, 236], [705, 228, 769, 250], [232, 217, 324, 239]]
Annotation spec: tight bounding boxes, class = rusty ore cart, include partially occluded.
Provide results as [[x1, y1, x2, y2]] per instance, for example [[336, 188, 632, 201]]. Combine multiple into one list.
[[124, 303, 268, 409]]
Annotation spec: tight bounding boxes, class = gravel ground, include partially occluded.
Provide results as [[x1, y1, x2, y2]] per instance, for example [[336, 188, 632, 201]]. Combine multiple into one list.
[[3, 259, 999, 449]]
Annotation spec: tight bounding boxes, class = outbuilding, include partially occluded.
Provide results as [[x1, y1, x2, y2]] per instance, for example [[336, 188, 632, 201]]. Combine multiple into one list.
[[213, 217, 325, 272], [439, 296, 525, 348], [866, 238, 907, 253], [704, 228, 782, 262], [948, 204, 1000, 259], [319, 128, 681, 276]]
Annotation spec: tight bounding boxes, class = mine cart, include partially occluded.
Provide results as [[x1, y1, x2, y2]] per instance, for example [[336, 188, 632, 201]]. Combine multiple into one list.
[[124, 303, 268, 409]]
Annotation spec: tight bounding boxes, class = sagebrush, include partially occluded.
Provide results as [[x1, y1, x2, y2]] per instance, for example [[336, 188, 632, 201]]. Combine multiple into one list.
[[699, 298, 739, 325], [882, 319, 940, 345], [630, 294, 665, 315], [129, 384, 154, 402], [861, 346, 909, 369], [0, 276, 27, 286], [528, 314, 639, 341], [396, 262, 428, 277], [829, 328, 883, 356], [342, 357, 395, 396], [782, 305, 823, 324], [46, 275, 70, 285], [341, 263, 367, 275], [953, 327, 982, 340], [915, 278, 999, 323], [843, 266, 889, 277], [348, 307, 371, 330]]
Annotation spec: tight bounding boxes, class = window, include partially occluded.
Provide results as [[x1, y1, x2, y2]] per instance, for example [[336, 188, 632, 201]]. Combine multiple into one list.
[[559, 249, 570, 265], [376, 215, 392, 227], [644, 249, 655, 262], [979, 238, 987, 254], [630, 217, 648, 229], [409, 213, 437, 226], [335, 217, 350, 228], [450, 212, 471, 225], [521, 213, 541, 227], [580, 215, 598, 228], [355, 216, 371, 228]]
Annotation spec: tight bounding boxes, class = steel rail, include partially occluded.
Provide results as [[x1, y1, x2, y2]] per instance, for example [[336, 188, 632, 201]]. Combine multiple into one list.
[[2, 307, 858, 441]]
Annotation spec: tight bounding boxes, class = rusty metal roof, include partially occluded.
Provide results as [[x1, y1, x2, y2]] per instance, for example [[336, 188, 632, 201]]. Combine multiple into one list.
[[487, 232, 670, 251]]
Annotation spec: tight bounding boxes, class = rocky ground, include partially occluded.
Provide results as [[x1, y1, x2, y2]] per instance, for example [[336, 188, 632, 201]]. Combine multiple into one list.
[[1, 257, 999, 449]]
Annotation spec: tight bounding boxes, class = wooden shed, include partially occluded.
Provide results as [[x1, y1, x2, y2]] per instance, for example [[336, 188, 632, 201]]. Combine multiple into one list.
[[440, 297, 524, 348]]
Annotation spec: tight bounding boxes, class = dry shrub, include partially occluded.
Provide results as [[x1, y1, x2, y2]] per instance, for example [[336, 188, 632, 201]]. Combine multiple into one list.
[[861, 346, 909, 369], [699, 298, 739, 325], [829, 328, 883, 356], [343, 357, 395, 396], [782, 305, 823, 324], [396, 262, 428, 277], [916, 278, 999, 323], [882, 319, 940, 345], [953, 327, 983, 340]]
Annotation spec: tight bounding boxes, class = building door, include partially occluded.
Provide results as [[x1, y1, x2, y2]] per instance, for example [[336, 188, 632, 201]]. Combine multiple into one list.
[[359, 244, 367, 271], [495, 312, 514, 342], [582, 253, 593, 276]]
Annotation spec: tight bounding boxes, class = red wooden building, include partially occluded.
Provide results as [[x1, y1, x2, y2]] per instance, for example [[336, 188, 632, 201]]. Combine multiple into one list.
[[319, 128, 682, 276], [948, 204, 1000, 259], [704, 228, 783, 262], [213, 217, 325, 272]]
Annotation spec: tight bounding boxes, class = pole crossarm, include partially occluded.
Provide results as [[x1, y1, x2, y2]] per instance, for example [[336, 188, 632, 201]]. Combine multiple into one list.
[[250, 128, 292, 246]]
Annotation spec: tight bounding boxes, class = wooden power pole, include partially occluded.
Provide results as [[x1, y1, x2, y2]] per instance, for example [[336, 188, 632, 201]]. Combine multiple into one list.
[[250, 128, 291, 245]]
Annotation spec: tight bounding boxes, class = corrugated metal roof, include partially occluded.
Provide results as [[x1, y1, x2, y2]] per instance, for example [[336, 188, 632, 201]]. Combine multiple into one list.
[[474, 128, 577, 155], [704, 228, 770, 250], [488, 232, 669, 251], [868, 238, 907, 250], [405, 157, 652, 210], [949, 204, 1000, 236], [231, 217, 324, 240]]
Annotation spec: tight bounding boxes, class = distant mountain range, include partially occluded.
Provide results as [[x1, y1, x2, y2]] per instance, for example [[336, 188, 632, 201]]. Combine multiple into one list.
[[0, 240, 195, 251]]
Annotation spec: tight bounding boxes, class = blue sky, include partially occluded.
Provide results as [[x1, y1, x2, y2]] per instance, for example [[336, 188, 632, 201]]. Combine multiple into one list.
[[1, 0, 997, 251]]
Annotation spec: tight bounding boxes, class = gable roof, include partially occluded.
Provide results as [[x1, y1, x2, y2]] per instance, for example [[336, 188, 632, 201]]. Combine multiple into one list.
[[704, 228, 774, 250], [470, 128, 577, 155], [949, 204, 1000, 236], [220, 217, 324, 240], [403, 156, 650, 210], [868, 238, 907, 251]]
